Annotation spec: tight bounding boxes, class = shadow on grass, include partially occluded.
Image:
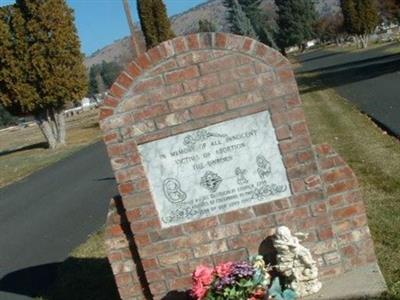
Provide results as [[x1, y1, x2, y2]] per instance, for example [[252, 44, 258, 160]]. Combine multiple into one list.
[[298, 52, 400, 75], [0, 258, 119, 300], [0, 142, 48, 156], [297, 53, 400, 94], [82, 123, 100, 129], [299, 51, 344, 63]]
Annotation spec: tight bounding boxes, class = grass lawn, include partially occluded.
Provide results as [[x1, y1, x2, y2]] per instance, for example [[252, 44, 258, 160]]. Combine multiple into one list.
[[0, 109, 102, 188], [300, 86, 400, 299], [382, 41, 400, 54]]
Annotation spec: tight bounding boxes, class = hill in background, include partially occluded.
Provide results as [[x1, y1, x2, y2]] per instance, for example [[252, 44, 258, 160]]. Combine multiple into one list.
[[84, 0, 340, 69]]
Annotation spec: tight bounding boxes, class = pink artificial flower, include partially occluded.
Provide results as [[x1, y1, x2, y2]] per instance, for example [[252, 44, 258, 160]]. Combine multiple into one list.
[[192, 265, 214, 300], [215, 262, 234, 278], [193, 265, 214, 285], [192, 282, 209, 300]]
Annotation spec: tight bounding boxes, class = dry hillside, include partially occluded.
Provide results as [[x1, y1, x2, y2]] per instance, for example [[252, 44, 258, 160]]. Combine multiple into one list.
[[84, 0, 340, 69]]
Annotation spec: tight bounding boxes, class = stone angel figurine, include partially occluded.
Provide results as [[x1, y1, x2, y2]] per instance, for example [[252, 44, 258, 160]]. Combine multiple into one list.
[[273, 226, 322, 298]]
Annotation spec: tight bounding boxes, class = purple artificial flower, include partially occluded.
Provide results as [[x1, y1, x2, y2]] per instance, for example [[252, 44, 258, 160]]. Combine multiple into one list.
[[215, 275, 236, 291], [231, 261, 255, 279]]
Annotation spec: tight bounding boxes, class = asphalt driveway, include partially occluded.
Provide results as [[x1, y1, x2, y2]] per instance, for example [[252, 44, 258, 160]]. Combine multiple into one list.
[[0, 142, 117, 299], [297, 43, 400, 137]]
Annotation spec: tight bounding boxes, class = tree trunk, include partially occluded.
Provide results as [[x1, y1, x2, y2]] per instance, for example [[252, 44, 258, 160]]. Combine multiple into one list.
[[335, 35, 344, 47], [35, 108, 66, 149], [54, 110, 66, 146], [353, 36, 360, 48], [36, 115, 58, 149], [355, 35, 369, 48], [360, 34, 369, 48]]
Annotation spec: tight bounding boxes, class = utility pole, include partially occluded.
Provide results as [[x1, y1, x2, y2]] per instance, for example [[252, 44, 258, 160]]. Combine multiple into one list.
[[122, 0, 141, 57]]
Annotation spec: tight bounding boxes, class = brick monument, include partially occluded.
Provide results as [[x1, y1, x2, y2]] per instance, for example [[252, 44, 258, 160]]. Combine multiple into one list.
[[99, 33, 384, 299]]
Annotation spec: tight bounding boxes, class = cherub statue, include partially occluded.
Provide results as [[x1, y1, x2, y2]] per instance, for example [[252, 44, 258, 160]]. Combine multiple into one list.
[[273, 226, 322, 297]]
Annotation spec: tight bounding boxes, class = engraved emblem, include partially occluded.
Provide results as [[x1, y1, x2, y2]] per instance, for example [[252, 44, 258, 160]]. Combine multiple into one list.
[[256, 154, 271, 179], [235, 167, 248, 185], [200, 171, 223, 193], [252, 183, 287, 201], [163, 178, 187, 203]]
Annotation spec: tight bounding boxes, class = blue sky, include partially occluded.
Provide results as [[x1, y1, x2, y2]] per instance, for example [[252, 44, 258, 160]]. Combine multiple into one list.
[[0, 0, 208, 55]]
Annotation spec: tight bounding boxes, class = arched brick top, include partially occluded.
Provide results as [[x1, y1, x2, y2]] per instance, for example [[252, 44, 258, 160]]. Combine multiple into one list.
[[99, 33, 293, 124], [100, 31, 307, 193]]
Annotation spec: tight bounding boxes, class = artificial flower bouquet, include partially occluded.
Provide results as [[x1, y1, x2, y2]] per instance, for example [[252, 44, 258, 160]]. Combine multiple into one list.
[[191, 255, 296, 300]]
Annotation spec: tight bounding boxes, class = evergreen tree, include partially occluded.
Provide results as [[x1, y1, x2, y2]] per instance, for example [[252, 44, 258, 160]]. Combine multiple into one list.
[[100, 61, 123, 89], [0, 5, 33, 118], [224, 0, 277, 47], [257, 25, 278, 49], [239, 0, 261, 16], [137, 0, 158, 49], [198, 19, 217, 32], [358, 0, 380, 34], [239, 0, 277, 48], [223, 0, 258, 39], [88, 65, 100, 96], [0, 104, 17, 128], [88, 61, 122, 97], [341, 0, 379, 48], [152, 0, 175, 43], [275, 0, 318, 54], [341, 0, 357, 35], [137, 0, 175, 49], [0, 0, 87, 149]]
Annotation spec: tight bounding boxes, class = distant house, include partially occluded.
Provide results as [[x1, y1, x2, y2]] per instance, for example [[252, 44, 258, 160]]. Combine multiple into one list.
[[81, 97, 91, 107], [306, 39, 317, 48], [64, 97, 98, 117]]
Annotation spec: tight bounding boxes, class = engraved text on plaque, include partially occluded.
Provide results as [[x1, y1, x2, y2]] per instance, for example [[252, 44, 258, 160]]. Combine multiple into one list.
[[138, 111, 291, 228]]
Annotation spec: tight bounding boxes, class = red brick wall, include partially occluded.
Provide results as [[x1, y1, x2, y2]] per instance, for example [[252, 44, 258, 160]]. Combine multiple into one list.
[[100, 33, 377, 300]]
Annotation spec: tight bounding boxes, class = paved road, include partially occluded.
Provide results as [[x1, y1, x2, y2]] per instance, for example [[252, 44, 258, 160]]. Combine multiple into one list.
[[297, 43, 400, 137], [0, 142, 117, 299]]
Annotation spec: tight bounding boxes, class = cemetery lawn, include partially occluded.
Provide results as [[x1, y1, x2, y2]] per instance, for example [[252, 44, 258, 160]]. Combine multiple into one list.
[[0, 110, 101, 188], [41, 85, 400, 299], [301, 84, 400, 299]]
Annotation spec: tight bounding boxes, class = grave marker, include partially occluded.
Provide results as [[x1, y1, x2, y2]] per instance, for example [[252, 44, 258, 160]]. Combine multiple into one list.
[[100, 33, 384, 300]]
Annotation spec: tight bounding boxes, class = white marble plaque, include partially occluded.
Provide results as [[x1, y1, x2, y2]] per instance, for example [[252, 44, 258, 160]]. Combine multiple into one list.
[[138, 111, 291, 228]]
